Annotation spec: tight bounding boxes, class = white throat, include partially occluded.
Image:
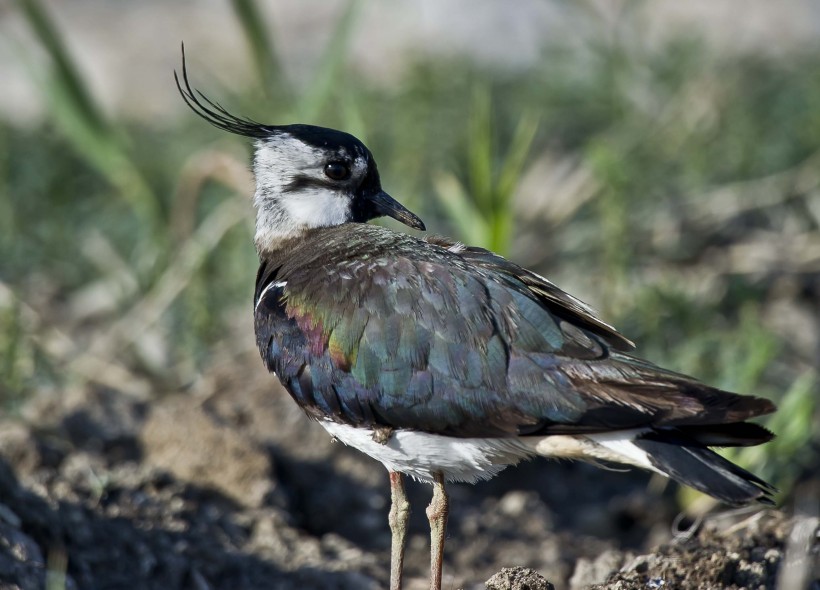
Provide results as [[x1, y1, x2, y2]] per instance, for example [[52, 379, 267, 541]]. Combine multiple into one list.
[[253, 186, 350, 247], [252, 140, 353, 249]]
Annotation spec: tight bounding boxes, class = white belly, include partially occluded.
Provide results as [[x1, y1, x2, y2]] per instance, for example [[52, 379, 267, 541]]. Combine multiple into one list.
[[319, 421, 659, 484], [319, 421, 535, 484]]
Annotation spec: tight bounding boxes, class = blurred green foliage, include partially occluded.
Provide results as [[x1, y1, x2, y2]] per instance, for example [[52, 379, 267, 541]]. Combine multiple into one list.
[[1, 0, 818, 501]]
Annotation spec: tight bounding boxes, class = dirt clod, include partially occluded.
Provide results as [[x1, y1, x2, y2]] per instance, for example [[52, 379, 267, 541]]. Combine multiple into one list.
[[486, 566, 555, 590], [140, 395, 273, 507], [590, 511, 819, 590]]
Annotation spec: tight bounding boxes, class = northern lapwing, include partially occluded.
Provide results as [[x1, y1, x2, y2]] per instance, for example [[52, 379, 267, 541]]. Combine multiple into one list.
[[176, 52, 777, 590]]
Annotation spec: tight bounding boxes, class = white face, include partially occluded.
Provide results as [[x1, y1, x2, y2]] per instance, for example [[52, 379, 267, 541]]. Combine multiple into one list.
[[252, 134, 369, 248]]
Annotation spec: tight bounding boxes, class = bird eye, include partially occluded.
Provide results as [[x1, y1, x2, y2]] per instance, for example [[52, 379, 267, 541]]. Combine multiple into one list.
[[324, 161, 351, 181]]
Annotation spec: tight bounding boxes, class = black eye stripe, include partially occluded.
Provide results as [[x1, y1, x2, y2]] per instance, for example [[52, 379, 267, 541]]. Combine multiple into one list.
[[282, 175, 336, 193]]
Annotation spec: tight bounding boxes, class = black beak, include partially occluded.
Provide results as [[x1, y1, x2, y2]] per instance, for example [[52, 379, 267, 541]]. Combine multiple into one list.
[[369, 191, 426, 231]]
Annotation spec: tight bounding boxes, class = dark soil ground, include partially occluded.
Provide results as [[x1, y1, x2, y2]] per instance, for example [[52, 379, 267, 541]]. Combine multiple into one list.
[[0, 350, 817, 589]]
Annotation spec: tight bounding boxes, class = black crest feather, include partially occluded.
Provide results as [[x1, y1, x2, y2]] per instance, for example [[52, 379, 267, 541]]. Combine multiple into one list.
[[175, 43, 271, 138]]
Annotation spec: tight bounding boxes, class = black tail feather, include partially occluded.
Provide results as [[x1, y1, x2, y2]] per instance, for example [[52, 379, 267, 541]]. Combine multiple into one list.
[[634, 437, 777, 506], [656, 422, 775, 448]]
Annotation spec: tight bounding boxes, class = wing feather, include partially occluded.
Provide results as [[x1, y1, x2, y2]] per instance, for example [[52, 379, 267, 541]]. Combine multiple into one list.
[[255, 225, 774, 437]]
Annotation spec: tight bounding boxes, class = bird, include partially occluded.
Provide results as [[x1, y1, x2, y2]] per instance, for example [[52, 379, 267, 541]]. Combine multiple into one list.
[[175, 50, 777, 590]]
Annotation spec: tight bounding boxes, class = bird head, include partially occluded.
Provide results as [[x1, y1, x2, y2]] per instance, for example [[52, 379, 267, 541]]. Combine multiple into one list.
[[175, 49, 425, 251]]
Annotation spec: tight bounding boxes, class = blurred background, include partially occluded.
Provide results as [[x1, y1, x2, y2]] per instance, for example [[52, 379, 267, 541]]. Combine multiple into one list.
[[0, 1, 818, 588]]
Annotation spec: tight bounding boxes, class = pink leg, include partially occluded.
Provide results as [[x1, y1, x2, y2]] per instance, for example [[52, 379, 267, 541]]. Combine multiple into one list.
[[389, 471, 410, 590], [426, 472, 448, 590]]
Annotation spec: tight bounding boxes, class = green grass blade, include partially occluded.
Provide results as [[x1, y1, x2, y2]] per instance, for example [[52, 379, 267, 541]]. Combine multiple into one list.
[[490, 111, 539, 253], [467, 87, 494, 215], [17, 0, 107, 138], [433, 171, 489, 246], [230, 0, 288, 100], [297, 0, 362, 121], [497, 111, 540, 205], [17, 0, 163, 235]]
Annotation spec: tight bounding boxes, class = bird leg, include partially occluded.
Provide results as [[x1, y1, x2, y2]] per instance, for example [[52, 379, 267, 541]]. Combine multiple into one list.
[[426, 472, 449, 590], [389, 471, 410, 590]]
